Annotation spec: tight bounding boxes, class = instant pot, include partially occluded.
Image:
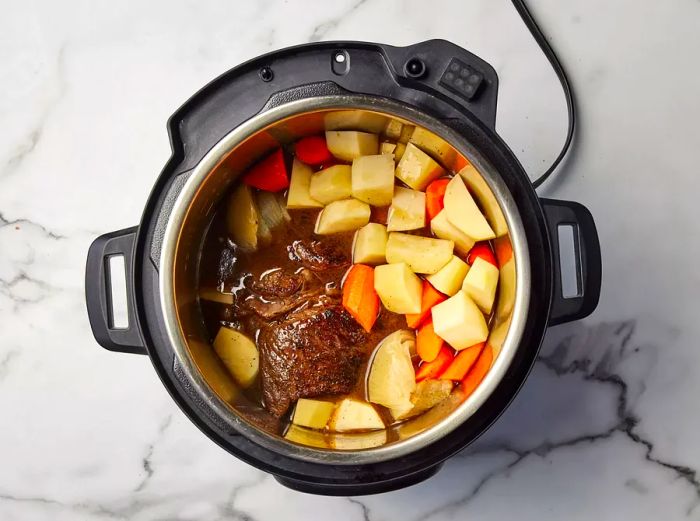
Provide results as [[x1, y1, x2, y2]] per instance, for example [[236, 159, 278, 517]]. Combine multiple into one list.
[[85, 40, 601, 495]]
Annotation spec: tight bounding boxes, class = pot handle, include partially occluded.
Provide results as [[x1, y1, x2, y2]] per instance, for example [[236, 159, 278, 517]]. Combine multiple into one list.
[[85, 227, 147, 355], [541, 199, 602, 326]]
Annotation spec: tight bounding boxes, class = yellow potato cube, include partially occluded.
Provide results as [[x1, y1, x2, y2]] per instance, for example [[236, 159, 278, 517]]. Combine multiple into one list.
[[380, 141, 397, 155], [443, 175, 495, 241], [387, 186, 426, 231], [496, 256, 517, 320], [287, 159, 324, 209], [459, 164, 508, 236], [395, 143, 445, 190], [430, 209, 476, 255], [398, 124, 415, 143], [309, 165, 352, 204], [292, 398, 336, 429], [374, 262, 423, 313], [325, 131, 379, 161], [227, 184, 260, 252], [384, 119, 404, 139], [385, 232, 453, 274], [352, 223, 388, 265], [351, 154, 395, 206], [213, 327, 259, 388], [431, 291, 489, 350], [409, 127, 456, 165], [329, 430, 387, 450], [426, 255, 470, 296], [394, 142, 407, 160], [284, 425, 328, 448], [462, 257, 500, 314], [324, 110, 388, 133], [330, 398, 384, 431], [315, 199, 371, 234]]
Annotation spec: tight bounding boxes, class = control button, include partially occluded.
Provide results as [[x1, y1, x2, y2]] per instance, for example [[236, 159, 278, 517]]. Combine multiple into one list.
[[439, 58, 483, 100]]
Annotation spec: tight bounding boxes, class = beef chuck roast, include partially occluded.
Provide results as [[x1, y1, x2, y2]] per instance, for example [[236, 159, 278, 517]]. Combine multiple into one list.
[[258, 304, 367, 417], [289, 240, 349, 271]]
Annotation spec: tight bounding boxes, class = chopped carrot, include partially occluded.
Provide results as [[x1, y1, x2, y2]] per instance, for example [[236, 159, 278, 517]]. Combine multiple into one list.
[[494, 236, 513, 266], [342, 264, 379, 332], [295, 136, 333, 166], [440, 342, 484, 381], [467, 242, 497, 267], [416, 346, 453, 381], [416, 319, 444, 363], [460, 345, 493, 399], [242, 149, 289, 192], [425, 178, 450, 220], [405, 281, 446, 329]]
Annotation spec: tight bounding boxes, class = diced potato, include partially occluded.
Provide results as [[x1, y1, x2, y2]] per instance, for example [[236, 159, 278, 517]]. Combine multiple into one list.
[[367, 330, 416, 416], [330, 398, 384, 431], [198, 288, 234, 305], [351, 154, 395, 206], [410, 127, 456, 165], [315, 199, 371, 234], [496, 255, 516, 320], [284, 424, 328, 448], [395, 143, 445, 191], [380, 141, 397, 155], [394, 379, 454, 420], [426, 255, 470, 296], [325, 131, 379, 161], [330, 431, 387, 450], [226, 184, 260, 251], [188, 339, 239, 403], [309, 165, 352, 204], [213, 327, 259, 388], [431, 291, 489, 350], [292, 398, 336, 429], [459, 164, 508, 236], [488, 315, 511, 359], [394, 142, 407, 160], [430, 210, 476, 255], [387, 187, 425, 232], [324, 110, 388, 133], [398, 124, 415, 144], [352, 223, 388, 265], [374, 263, 423, 313], [287, 159, 323, 209], [443, 175, 495, 241], [384, 119, 404, 139], [385, 233, 453, 274], [462, 257, 500, 314]]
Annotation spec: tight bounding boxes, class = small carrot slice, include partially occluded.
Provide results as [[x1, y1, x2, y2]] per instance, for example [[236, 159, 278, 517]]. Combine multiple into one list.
[[440, 342, 484, 381], [460, 344, 493, 399], [342, 264, 379, 332], [494, 235, 513, 266], [295, 136, 333, 166], [242, 149, 289, 192], [416, 319, 444, 363], [467, 242, 497, 267], [416, 346, 453, 381], [425, 178, 450, 221], [405, 281, 446, 329]]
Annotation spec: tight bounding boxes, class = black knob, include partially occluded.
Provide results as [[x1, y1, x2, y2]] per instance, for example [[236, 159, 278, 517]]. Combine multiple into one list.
[[404, 57, 426, 79]]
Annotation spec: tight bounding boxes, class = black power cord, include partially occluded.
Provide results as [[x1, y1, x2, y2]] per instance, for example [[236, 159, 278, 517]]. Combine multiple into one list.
[[510, 0, 576, 189]]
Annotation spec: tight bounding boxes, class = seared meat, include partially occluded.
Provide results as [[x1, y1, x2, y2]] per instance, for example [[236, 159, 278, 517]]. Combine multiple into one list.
[[258, 305, 367, 417], [248, 268, 304, 299], [245, 289, 324, 319], [289, 240, 349, 271]]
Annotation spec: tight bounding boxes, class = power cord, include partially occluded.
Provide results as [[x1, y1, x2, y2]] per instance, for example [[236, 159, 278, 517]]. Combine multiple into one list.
[[510, 0, 576, 189]]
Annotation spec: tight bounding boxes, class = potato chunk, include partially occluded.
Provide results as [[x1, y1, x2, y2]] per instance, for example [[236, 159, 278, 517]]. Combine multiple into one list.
[[459, 164, 508, 236], [226, 184, 260, 252], [462, 257, 500, 314], [309, 165, 352, 204], [287, 159, 323, 209], [395, 142, 407, 161], [409, 127, 455, 165], [383, 118, 404, 139], [367, 330, 416, 417], [374, 262, 423, 313], [430, 209, 476, 255], [426, 255, 470, 296], [325, 131, 379, 161], [330, 398, 384, 431], [387, 186, 425, 232], [443, 175, 495, 241], [292, 399, 336, 429], [380, 142, 397, 155], [395, 143, 445, 190], [385, 232, 453, 274], [431, 291, 488, 350], [351, 154, 395, 206], [352, 223, 388, 265], [315, 199, 371, 234], [213, 327, 259, 388]]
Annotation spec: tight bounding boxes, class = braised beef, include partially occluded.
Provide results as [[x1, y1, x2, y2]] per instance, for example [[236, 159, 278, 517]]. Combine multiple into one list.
[[258, 304, 367, 417], [289, 240, 349, 271], [248, 268, 305, 298]]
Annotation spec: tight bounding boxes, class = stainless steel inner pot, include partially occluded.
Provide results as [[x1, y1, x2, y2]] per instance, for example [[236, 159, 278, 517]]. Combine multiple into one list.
[[158, 94, 530, 465]]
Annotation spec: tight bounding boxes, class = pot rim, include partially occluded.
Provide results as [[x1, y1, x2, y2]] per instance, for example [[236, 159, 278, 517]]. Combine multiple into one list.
[[159, 94, 531, 465]]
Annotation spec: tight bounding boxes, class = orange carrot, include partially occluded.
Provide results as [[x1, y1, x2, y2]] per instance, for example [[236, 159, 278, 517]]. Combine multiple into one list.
[[460, 345, 493, 399], [440, 342, 484, 381], [494, 236, 513, 267], [416, 319, 444, 363], [342, 264, 379, 332], [467, 242, 497, 267], [425, 178, 450, 220], [405, 281, 446, 329], [416, 346, 453, 381]]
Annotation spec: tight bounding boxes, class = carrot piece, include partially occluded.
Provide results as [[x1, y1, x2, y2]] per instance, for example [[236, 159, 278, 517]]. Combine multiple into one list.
[[425, 178, 450, 220], [242, 149, 289, 192], [416, 346, 453, 381], [416, 319, 444, 363], [405, 281, 446, 329], [460, 345, 494, 399], [342, 264, 379, 332], [494, 236, 513, 266], [466, 242, 497, 267], [295, 135, 333, 166], [440, 342, 484, 381]]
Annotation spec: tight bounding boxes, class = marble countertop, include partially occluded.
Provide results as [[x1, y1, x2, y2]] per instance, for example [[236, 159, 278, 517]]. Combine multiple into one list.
[[2, 0, 699, 519]]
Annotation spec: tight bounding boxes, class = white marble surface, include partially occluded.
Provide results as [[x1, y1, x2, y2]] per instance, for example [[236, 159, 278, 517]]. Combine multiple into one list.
[[2, 0, 699, 519]]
